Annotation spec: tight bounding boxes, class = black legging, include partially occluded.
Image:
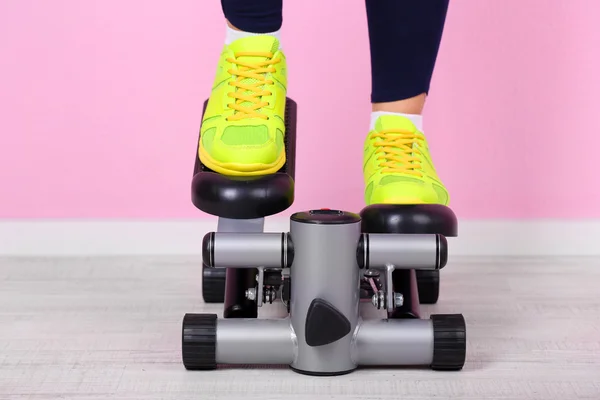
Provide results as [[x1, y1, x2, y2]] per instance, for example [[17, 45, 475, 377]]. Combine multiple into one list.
[[221, 0, 449, 103]]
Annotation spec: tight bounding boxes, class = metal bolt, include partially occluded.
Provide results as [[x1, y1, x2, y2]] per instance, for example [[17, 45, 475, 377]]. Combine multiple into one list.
[[371, 291, 385, 309], [245, 288, 256, 301], [264, 288, 277, 304], [393, 292, 404, 308], [371, 293, 378, 308], [364, 269, 380, 278]]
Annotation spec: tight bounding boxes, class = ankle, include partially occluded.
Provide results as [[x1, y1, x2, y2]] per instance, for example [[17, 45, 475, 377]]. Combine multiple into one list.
[[369, 111, 423, 132], [226, 20, 242, 31], [372, 93, 427, 115], [225, 20, 282, 47]]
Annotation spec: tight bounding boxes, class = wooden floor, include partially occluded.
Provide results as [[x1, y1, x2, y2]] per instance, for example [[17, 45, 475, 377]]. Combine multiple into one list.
[[1, 256, 599, 400]]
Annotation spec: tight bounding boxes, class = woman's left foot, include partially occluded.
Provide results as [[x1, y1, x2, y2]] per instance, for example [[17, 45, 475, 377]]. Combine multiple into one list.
[[363, 115, 450, 206]]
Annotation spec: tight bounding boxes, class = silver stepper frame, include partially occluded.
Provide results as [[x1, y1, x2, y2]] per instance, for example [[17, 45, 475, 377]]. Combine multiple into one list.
[[184, 209, 466, 375]]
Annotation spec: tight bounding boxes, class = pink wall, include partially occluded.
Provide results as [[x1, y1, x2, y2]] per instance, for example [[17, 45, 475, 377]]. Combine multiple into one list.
[[1, 0, 598, 219]]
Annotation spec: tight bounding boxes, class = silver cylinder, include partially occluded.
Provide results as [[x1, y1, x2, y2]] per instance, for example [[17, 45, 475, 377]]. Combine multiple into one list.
[[289, 212, 361, 374], [363, 233, 441, 270], [353, 319, 434, 366], [204, 232, 290, 268], [216, 318, 295, 365]]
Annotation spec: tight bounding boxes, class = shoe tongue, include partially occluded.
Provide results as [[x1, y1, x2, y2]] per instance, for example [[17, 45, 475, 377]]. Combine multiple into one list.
[[374, 115, 422, 165], [229, 36, 280, 117], [229, 35, 280, 61], [375, 115, 418, 133]]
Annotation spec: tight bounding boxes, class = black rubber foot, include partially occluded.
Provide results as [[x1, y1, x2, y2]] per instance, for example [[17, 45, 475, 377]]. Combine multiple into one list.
[[202, 264, 225, 303], [430, 314, 466, 371], [416, 270, 440, 304], [182, 313, 217, 370]]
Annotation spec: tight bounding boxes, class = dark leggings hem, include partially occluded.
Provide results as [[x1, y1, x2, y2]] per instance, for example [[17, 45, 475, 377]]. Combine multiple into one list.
[[225, 16, 282, 33], [371, 88, 430, 104]]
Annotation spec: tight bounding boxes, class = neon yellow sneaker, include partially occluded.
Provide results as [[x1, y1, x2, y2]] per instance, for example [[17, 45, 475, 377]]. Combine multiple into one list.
[[363, 115, 450, 206], [199, 35, 287, 176]]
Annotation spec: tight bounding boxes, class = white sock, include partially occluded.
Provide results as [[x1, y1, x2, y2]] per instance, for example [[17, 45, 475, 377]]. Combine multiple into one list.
[[225, 24, 282, 48], [369, 111, 423, 132]]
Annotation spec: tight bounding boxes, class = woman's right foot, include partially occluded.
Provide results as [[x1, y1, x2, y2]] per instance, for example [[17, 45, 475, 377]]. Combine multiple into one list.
[[199, 35, 287, 176], [363, 115, 450, 206]]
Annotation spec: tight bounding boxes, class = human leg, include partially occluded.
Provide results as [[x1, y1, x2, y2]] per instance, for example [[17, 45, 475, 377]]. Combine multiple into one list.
[[363, 0, 450, 205], [221, 0, 283, 34], [199, 0, 287, 176]]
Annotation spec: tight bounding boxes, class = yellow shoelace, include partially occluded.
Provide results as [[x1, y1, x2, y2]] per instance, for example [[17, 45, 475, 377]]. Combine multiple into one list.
[[226, 51, 280, 121], [371, 129, 425, 177]]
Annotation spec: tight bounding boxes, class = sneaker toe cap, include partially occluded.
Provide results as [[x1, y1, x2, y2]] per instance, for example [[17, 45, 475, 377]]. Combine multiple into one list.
[[206, 125, 284, 166], [370, 181, 447, 205]]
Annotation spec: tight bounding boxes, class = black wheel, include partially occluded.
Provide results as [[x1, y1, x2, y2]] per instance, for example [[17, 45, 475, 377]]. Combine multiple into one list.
[[182, 313, 217, 370], [202, 263, 225, 303], [430, 314, 466, 371], [416, 269, 440, 304]]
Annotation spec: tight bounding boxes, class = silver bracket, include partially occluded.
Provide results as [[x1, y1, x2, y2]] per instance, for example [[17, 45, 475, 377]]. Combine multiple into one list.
[[385, 264, 395, 313], [256, 267, 264, 307]]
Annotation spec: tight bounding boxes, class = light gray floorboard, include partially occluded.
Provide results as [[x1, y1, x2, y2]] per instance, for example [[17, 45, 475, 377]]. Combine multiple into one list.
[[0, 256, 599, 399]]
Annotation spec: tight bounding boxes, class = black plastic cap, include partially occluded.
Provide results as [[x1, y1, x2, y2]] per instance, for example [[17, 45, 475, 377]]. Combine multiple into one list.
[[356, 234, 367, 269], [202, 232, 214, 268], [182, 313, 217, 370], [430, 314, 466, 371], [437, 234, 448, 269], [284, 233, 294, 268]]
